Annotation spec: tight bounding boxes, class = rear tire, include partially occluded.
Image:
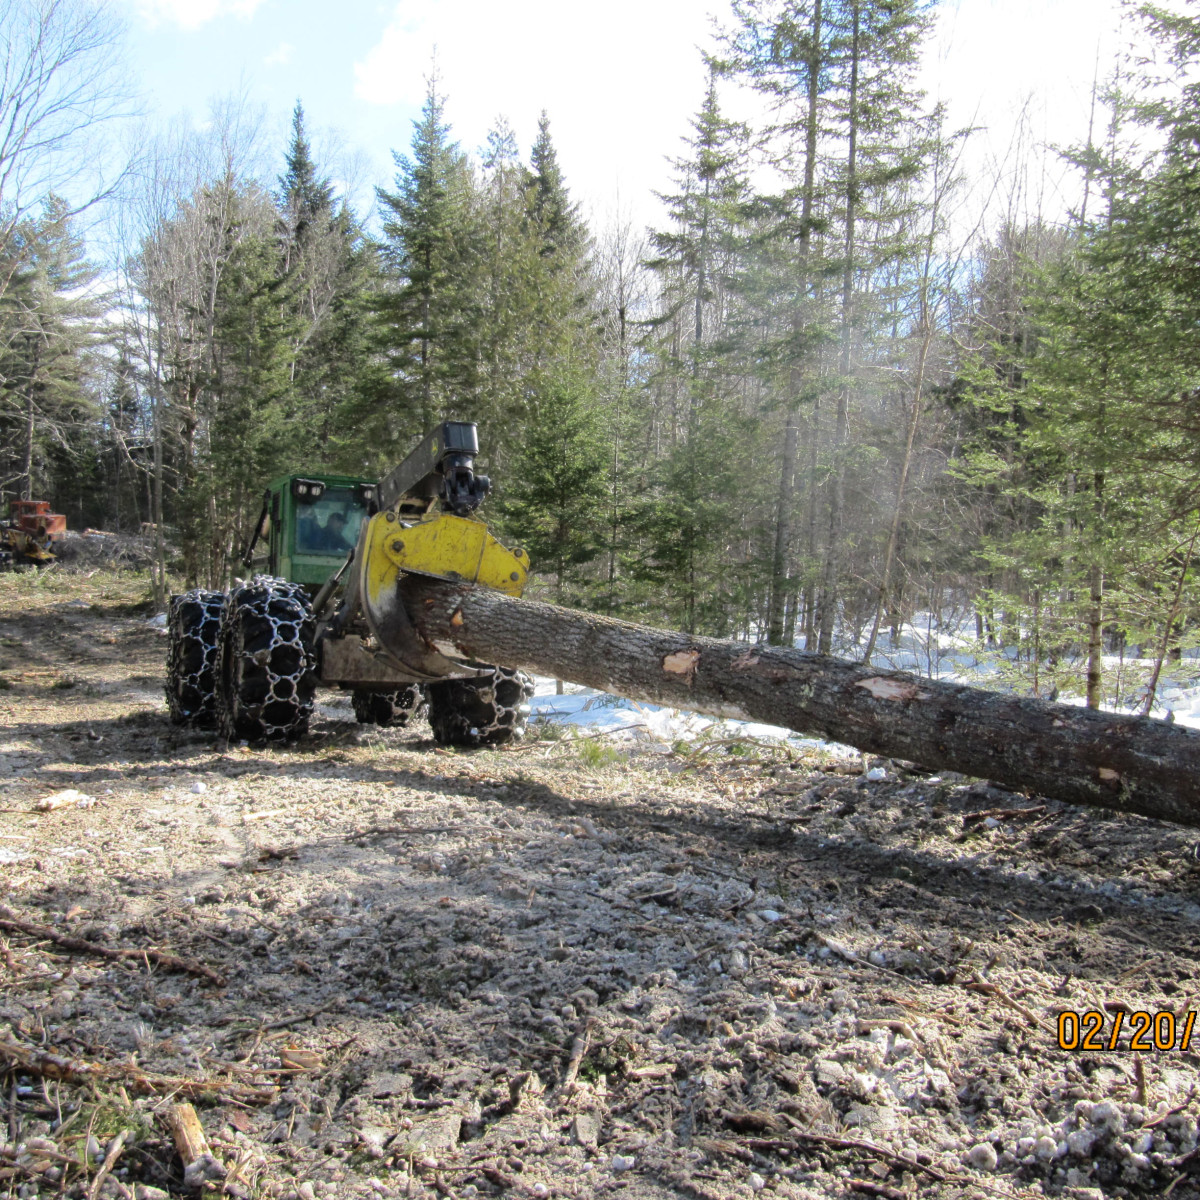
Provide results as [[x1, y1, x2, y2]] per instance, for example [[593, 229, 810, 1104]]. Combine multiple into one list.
[[426, 667, 534, 748], [165, 589, 226, 728], [352, 684, 425, 727], [216, 577, 317, 742]]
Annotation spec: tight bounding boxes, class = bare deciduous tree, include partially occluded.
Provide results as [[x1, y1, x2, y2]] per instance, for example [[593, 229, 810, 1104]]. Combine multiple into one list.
[[0, 0, 136, 284]]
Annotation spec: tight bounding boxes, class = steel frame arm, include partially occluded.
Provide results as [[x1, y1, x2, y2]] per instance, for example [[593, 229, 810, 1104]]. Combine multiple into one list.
[[374, 421, 490, 517]]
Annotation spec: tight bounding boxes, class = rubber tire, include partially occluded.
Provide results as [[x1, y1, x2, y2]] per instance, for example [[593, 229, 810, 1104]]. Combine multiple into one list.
[[352, 684, 425, 727], [165, 589, 226, 728], [215, 576, 317, 742], [426, 667, 534, 748]]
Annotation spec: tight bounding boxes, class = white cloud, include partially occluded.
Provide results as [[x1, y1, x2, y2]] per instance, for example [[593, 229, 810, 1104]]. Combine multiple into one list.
[[922, 0, 1134, 234], [352, 0, 1142, 236], [353, 0, 717, 227], [264, 40, 294, 67], [130, 0, 267, 31]]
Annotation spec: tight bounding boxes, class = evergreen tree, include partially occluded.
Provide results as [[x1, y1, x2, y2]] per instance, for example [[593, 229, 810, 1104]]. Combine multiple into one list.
[[375, 80, 480, 447], [473, 117, 543, 469], [528, 111, 588, 266], [501, 370, 609, 605], [278, 102, 335, 271], [521, 113, 597, 386], [959, 2, 1200, 707], [277, 103, 378, 465], [0, 196, 106, 504], [643, 75, 761, 635], [720, 0, 936, 651], [476, 112, 600, 515]]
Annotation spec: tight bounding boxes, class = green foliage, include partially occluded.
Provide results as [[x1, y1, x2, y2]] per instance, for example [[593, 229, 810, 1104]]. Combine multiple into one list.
[[0, 196, 106, 503], [278, 103, 380, 469], [14, 3, 1197, 681], [575, 737, 624, 768], [948, 0, 1200, 704], [374, 80, 481, 448], [500, 370, 609, 604]]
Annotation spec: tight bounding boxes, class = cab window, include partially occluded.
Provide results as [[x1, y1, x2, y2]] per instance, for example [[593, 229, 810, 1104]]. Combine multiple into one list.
[[295, 489, 366, 555]]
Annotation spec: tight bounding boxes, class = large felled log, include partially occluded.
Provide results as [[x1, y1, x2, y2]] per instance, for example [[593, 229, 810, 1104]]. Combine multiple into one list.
[[404, 580, 1200, 828]]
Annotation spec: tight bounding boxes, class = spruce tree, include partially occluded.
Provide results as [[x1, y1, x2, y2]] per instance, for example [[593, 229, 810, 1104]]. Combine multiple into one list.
[[720, 0, 936, 651], [478, 112, 601, 533], [501, 370, 609, 605], [474, 117, 542, 469], [375, 80, 480, 446], [956, 2, 1200, 706], [528, 112, 588, 266], [0, 196, 106, 503], [278, 103, 335, 271], [643, 74, 759, 635], [276, 103, 378, 466]]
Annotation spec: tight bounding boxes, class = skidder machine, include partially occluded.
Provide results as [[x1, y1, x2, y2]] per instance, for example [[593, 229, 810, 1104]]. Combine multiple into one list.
[[165, 421, 535, 746]]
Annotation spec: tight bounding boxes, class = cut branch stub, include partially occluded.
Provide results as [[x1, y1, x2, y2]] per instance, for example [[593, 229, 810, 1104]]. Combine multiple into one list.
[[403, 579, 1200, 828]]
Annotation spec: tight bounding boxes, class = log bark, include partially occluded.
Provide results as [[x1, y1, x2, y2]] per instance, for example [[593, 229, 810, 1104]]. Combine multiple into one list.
[[403, 580, 1200, 828]]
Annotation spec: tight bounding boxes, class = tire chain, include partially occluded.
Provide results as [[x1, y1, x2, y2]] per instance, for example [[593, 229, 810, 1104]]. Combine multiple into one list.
[[165, 589, 226, 727], [351, 684, 426, 727], [426, 666, 535, 747], [217, 575, 317, 741]]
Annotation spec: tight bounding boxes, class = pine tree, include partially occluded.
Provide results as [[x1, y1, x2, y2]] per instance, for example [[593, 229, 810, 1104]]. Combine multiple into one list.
[[375, 80, 480, 447], [643, 74, 760, 635], [0, 196, 106, 504], [475, 112, 601, 532], [720, 0, 840, 645], [961, 2, 1200, 707], [528, 112, 588, 267], [521, 113, 596, 387], [278, 103, 335, 272], [473, 117, 542, 469], [501, 370, 609, 605], [276, 103, 378, 465]]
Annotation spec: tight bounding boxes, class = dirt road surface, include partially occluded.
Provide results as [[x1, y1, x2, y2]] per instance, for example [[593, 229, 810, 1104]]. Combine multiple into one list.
[[0, 571, 1198, 1200]]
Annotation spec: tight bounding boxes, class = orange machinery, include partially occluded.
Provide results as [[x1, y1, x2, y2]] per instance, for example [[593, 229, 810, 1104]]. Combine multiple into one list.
[[2, 499, 67, 564]]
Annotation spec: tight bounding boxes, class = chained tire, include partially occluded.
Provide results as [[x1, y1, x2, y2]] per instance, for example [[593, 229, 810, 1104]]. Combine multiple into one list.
[[426, 667, 534, 748], [165, 589, 226, 728], [351, 684, 425, 727], [215, 576, 317, 742]]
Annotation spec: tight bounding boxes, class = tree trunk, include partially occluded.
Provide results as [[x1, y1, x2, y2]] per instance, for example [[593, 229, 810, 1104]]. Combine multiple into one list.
[[404, 579, 1200, 828], [1086, 562, 1104, 709], [21, 388, 35, 501], [1141, 519, 1200, 718], [817, 0, 861, 656], [767, 413, 798, 645]]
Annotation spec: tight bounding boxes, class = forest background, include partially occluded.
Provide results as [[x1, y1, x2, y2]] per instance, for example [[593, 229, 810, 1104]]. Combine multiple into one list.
[[2, 0, 1200, 715]]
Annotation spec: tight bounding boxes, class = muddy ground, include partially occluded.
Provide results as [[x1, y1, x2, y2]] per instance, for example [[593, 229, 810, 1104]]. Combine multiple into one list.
[[0, 569, 1198, 1200]]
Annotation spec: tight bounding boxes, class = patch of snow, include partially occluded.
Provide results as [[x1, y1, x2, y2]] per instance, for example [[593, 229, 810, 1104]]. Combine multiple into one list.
[[526, 675, 854, 757]]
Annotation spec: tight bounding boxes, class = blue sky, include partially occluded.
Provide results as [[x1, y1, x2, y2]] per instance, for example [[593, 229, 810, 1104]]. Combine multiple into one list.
[[113, 0, 1127, 234]]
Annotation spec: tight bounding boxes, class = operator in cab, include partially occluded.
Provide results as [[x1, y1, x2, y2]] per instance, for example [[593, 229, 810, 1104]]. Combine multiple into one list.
[[315, 511, 352, 552]]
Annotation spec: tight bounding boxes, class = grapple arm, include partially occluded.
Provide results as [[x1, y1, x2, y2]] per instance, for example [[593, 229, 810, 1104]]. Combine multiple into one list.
[[374, 421, 490, 517]]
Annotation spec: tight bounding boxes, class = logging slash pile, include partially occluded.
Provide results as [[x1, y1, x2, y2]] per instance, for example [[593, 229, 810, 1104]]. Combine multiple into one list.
[[0, 571, 1198, 1200]]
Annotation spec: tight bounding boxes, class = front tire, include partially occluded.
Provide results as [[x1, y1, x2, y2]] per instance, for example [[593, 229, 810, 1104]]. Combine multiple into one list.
[[165, 589, 226, 728], [426, 667, 534, 748], [352, 684, 425, 728], [215, 577, 317, 742]]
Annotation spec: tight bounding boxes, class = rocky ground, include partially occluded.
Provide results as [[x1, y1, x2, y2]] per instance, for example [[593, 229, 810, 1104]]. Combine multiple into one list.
[[0, 569, 1198, 1200]]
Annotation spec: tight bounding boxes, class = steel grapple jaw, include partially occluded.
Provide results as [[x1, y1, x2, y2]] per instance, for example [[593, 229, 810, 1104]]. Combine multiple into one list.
[[440, 452, 490, 516], [342, 420, 528, 683]]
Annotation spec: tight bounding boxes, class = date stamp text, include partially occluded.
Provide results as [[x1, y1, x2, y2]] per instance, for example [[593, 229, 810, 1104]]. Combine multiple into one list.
[[1057, 1009, 1196, 1052]]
